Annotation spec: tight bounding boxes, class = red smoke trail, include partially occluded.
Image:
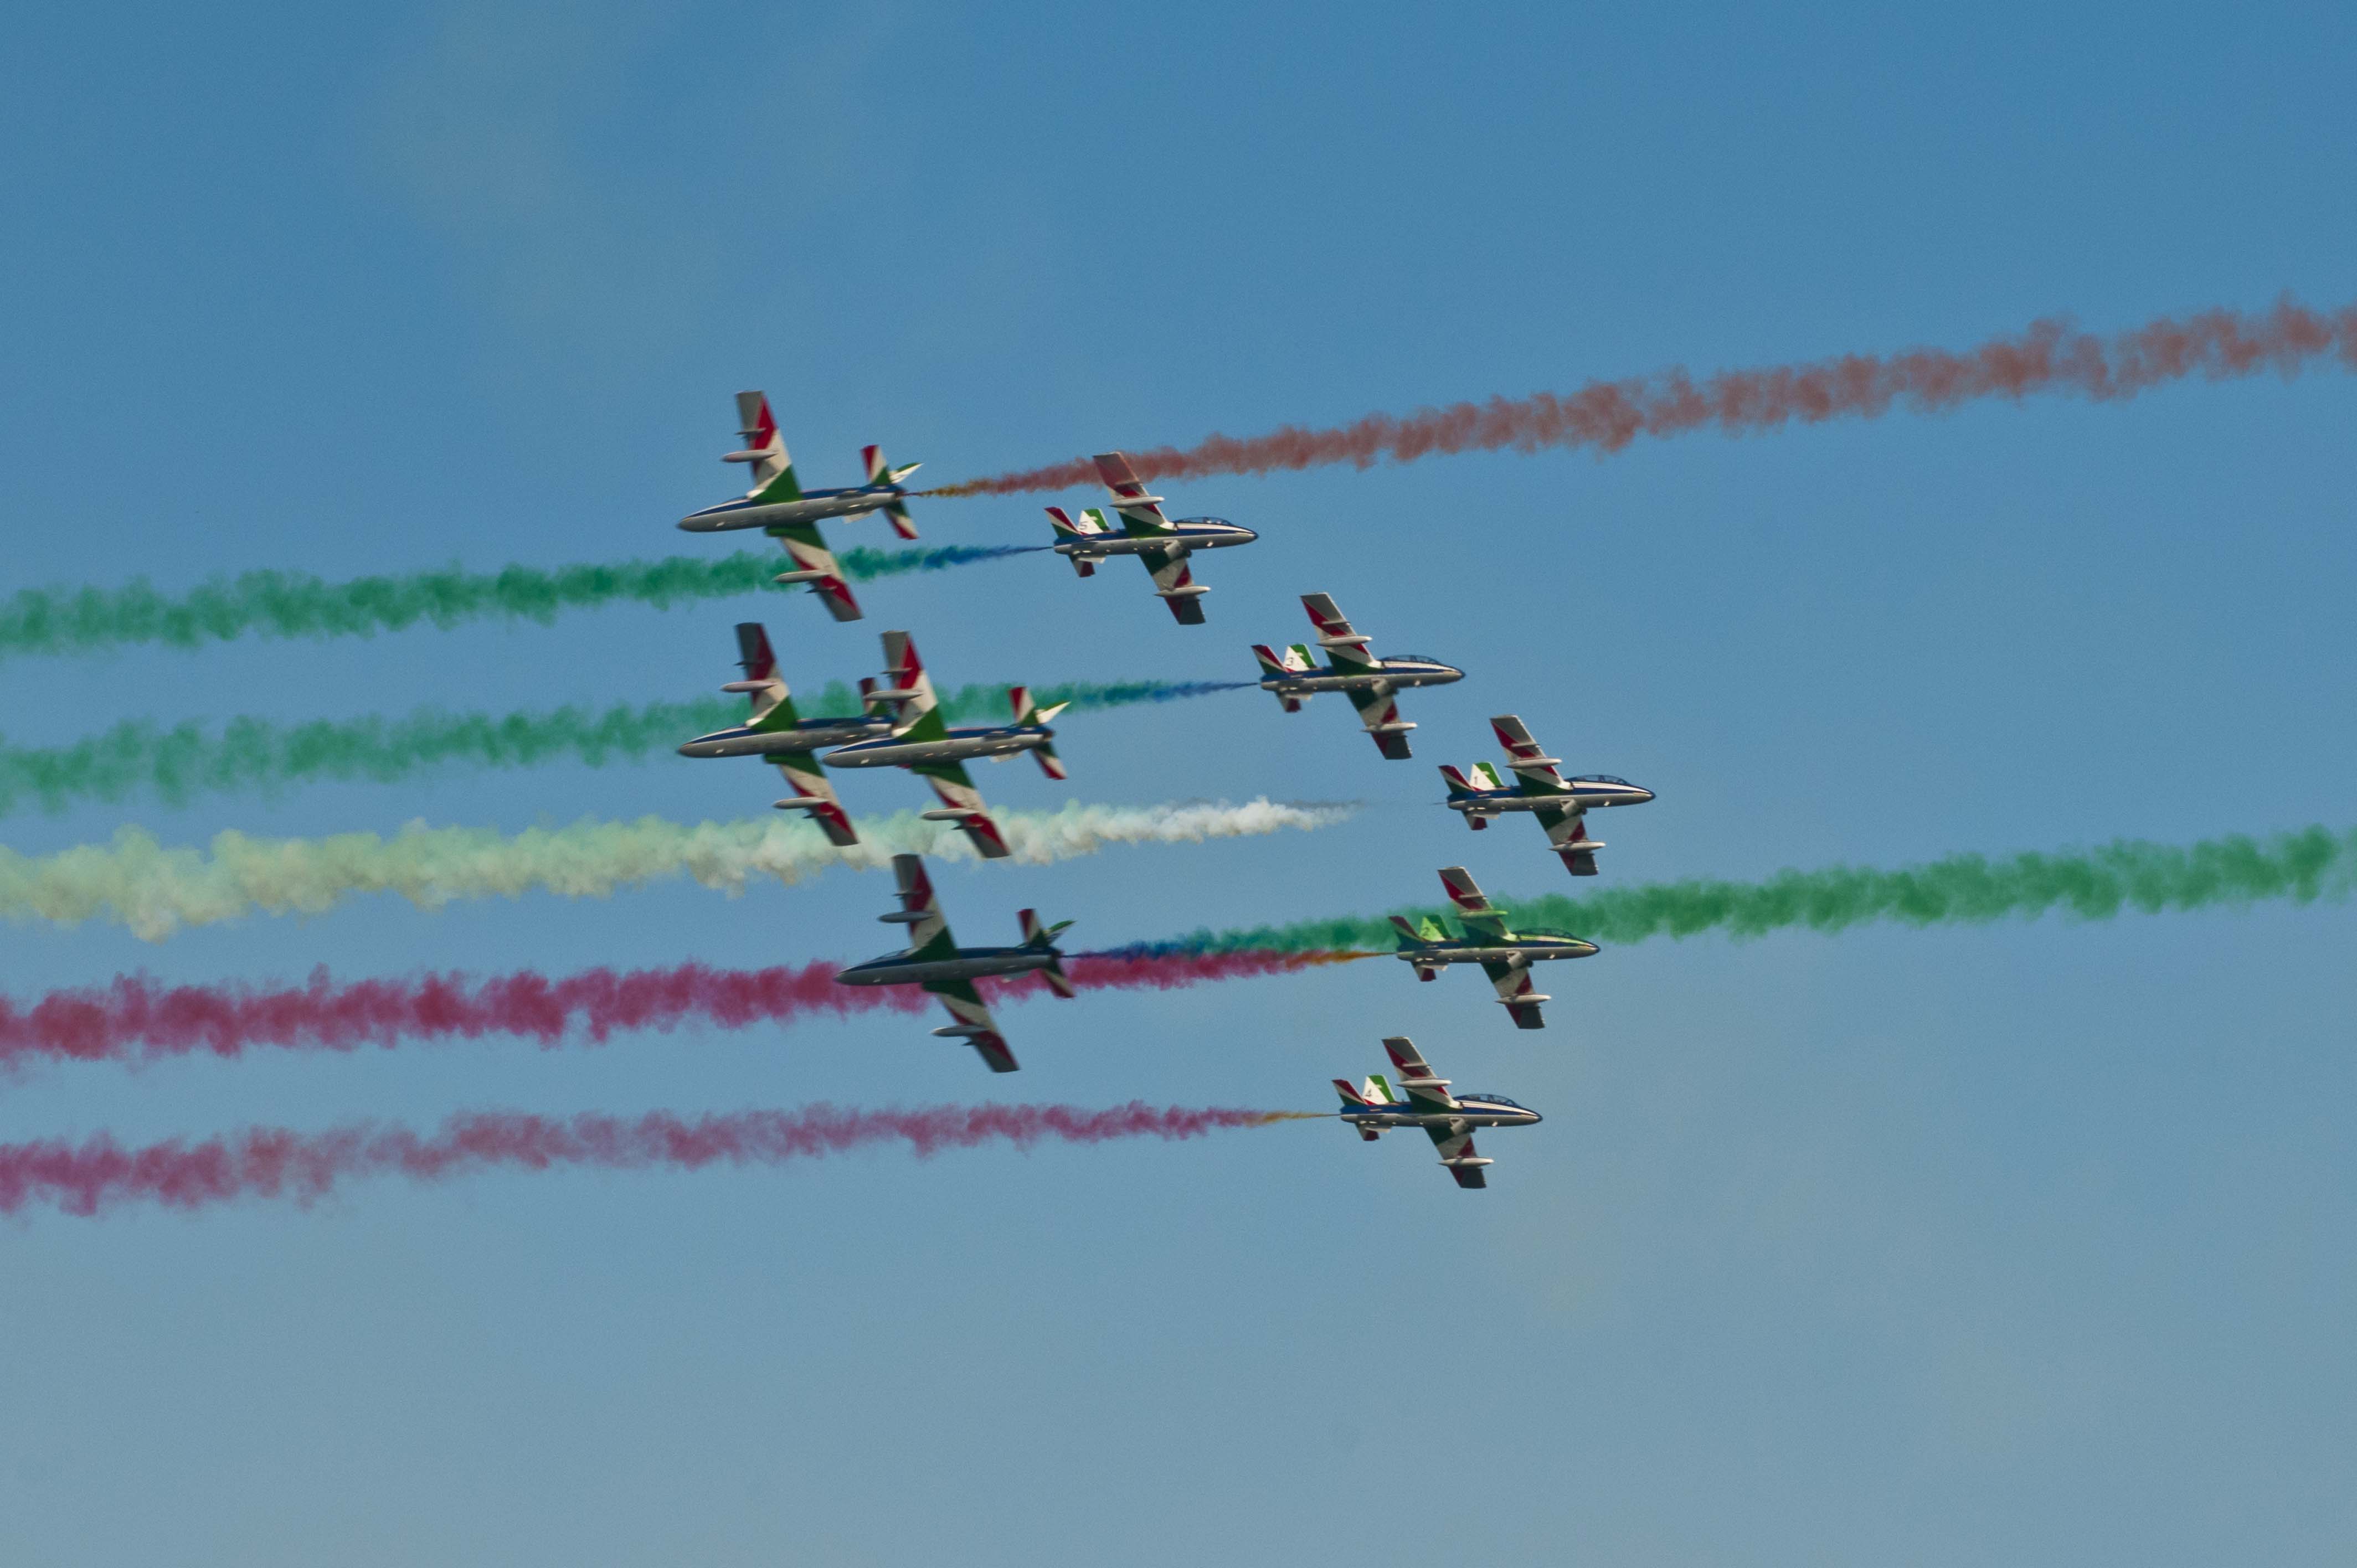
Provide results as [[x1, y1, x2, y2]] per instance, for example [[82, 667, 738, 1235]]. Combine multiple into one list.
[[0, 951, 1367, 1072], [923, 295, 2357, 496], [0, 1102, 1324, 1217]]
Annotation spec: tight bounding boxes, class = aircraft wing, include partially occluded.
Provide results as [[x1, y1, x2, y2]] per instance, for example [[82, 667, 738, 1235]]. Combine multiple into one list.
[[1301, 594, 1380, 673], [1535, 808, 1601, 876], [773, 755, 860, 847], [922, 977, 1020, 1073], [1423, 1125, 1488, 1189], [1480, 961, 1547, 1030], [768, 521, 862, 622], [1382, 1036, 1458, 1114], [1437, 866, 1510, 941], [1490, 714, 1566, 788], [913, 759, 1012, 859], [887, 853, 953, 952], [1342, 684, 1413, 759], [1093, 451, 1174, 535], [1136, 547, 1206, 625]]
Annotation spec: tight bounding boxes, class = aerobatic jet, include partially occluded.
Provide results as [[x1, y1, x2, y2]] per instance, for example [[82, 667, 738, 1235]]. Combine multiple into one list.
[[1331, 1037, 1541, 1190], [834, 854, 1075, 1074], [1441, 714, 1654, 876], [1042, 451, 1256, 624], [1251, 592, 1463, 759], [673, 622, 892, 846], [675, 390, 920, 622], [822, 631, 1067, 860], [1390, 866, 1599, 1029]]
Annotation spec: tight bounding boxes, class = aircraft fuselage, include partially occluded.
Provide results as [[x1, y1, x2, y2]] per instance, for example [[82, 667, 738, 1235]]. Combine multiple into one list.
[[1343, 1098, 1543, 1134], [1054, 518, 1258, 559], [1398, 937, 1600, 967], [826, 724, 1054, 769], [1262, 656, 1463, 695], [1452, 778, 1656, 815], [676, 716, 892, 759], [835, 946, 1058, 987], [678, 484, 907, 533]]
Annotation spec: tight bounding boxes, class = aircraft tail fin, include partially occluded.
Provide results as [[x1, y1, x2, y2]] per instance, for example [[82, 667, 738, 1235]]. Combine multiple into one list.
[[1009, 686, 1069, 779], [861, 446, 920, 539], [728, 391, 800, 501], [1019, 908, 1078, 998], [1047, 507, 1105, 576]]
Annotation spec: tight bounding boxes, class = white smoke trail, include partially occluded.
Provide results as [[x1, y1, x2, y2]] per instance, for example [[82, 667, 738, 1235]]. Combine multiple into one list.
[[0, 800, 1356, 942]]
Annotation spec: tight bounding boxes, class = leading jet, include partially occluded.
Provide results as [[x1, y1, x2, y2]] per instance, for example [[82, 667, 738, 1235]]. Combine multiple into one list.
[[834, 854, 1075, 1074], [674, 621, 892, 846], [675, 390, 921, 622], [1252, 592, 1463, 760], [1331, 1037, 1541, 1190], [1440, 714, 1655, 876], [822, 631, 1067, 860], [1043, 451, 1257, 625], [1389, 866, 1599, 1029]]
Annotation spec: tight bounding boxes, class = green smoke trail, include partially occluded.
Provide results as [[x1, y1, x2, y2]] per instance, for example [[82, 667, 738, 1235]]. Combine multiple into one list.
[[1129, 826, 2357, 956], [0, 679, 1248, 817], [0, 799, 1356, 942], [0, 545, 1042, 666]]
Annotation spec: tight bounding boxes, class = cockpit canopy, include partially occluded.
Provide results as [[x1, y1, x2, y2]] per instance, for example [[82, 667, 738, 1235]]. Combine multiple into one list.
[[1174, 515, 1233, 528], [1569, 774, 1632, 786], [1382, 654, 1449, 668], [1457, 1093, 1526, 1108]]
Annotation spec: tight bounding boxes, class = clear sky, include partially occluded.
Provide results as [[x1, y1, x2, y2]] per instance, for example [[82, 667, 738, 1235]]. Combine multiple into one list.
[[4, 3, 2355, 1564]]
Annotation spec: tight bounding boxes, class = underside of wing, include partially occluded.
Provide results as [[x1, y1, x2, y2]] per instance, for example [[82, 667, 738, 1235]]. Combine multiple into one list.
[[1425, 1125, 1488, 1189], [1482, 961, 1548, 1029], [768, 523, 862, 622], [772, 756, 860, 847], [924, 978, 1021, 1072], [1537, 807, 1601, 876], [915, 762, 1012, 860], [1139, 548, 1207, 625]]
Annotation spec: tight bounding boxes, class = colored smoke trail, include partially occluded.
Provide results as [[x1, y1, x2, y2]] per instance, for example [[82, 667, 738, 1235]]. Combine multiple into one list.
[[0, 798, 1356, 941], [0, 544, 1044, 667], [1119, 824, 2357, 956], [0, 679, 1251, 818], [0, 950, 1358, 1071], [0, 1103, 1324, 1217], [925, 295, 2357, 496]]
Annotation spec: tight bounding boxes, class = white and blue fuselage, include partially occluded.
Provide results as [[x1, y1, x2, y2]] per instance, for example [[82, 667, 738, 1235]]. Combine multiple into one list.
[[1451, 773, 1656, 816], [1397, 934, 1599, 969], [835, 946, 1058, 988], [1054, 518, 1258, 559], [678, 483, 912, 533], [1262, 654, 1464, 697], [1343, 1094, 1543, 1136], [825, 723, 1056, 770], [676, 714, 892, 759]]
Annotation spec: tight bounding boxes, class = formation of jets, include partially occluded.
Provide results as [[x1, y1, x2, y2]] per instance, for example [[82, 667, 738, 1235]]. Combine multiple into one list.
[[667, 391, 1668, 1188]]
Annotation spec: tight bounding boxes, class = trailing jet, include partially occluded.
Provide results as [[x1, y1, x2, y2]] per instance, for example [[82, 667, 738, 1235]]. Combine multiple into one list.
[[1390, 866, 1599, 1029], [1252, 593, 1463, 760], [1441, 714, 1655, 876], [834, 854, 1075, 1074], [675, 390, 921, 622], [673, 622, 892, 846], [1332, 1037, 1541, 1190], [1043, 451, 1256, 624], [823, 631, 1067, 859]]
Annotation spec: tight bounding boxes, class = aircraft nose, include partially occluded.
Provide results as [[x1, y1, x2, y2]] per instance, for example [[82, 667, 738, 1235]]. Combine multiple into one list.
[[1634, 786, 1656, 804]]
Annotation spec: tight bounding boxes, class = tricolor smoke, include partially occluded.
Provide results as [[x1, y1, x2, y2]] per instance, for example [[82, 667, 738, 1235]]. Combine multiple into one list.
[[0, 798, 1356, 941], [0, 679, 1253, 818], [0, 950, 1363, 1072], [0, 1102, 1322, 1218], [0, 544, 1043, 666], [1121, 824, 2357, 955], [927, 295, 2357, 496]]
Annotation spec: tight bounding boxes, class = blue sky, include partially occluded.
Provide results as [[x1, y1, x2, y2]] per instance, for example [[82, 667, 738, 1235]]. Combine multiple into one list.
[[3, 2, 2355, 1564]]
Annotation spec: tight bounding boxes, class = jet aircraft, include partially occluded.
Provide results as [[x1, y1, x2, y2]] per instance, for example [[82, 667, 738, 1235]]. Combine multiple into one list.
[[834, 854, 1075, 1073], [1043, 451, 1256, 624], [673, 622, 892, 845], [675, 390, 921, 622], [1389, 866, 1599, 1029], [1332, 1037, 1541, 1189], [1440, 714, 1655, 876], [822, 631, 1067, 860], [1251, 593, 1463, 759]]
